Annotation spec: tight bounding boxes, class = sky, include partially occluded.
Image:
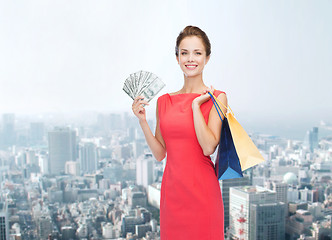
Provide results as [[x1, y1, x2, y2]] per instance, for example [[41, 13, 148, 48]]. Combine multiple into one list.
[[0, 0, 331, 138]]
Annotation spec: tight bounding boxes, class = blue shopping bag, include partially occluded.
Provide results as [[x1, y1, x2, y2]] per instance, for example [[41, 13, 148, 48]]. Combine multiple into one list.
[[209, 92, 243, 180]]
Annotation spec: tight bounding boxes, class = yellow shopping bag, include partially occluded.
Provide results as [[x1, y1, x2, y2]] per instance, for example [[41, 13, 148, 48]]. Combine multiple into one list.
[[210, 93, 265, 171]]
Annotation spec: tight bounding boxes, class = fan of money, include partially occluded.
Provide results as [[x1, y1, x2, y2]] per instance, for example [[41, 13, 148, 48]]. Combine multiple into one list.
[[123, 70, 165, 102]]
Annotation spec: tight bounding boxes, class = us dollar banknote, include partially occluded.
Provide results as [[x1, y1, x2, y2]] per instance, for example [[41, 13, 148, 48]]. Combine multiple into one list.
[[123, 70, 165, 102]]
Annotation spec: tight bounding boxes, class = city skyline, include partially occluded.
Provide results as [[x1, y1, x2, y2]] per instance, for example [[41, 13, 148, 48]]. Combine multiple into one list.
[[1, 110, 331, 141], [0, 98, 331, 239]]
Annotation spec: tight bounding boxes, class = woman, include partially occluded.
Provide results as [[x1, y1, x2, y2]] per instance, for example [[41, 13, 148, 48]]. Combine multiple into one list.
[[132, 26, 227, 239]]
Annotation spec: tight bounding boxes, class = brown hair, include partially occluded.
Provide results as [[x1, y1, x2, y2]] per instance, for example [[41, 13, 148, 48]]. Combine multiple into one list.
[[175, 26, 211, 57]]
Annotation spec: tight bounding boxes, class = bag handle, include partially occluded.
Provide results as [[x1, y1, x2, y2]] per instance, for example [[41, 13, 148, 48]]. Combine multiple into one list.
[[209, 91, 235, 116], [208, 92, 226, 122]]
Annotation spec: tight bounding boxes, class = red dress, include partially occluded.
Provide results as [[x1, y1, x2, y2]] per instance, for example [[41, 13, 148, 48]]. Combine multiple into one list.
[[157, 90, 225, 240]]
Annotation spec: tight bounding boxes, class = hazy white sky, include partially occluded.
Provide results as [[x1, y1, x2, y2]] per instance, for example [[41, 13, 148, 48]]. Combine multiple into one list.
[[1, 0, 331, 133]]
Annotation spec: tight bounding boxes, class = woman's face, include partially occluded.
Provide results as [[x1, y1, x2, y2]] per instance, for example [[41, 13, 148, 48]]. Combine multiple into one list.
[[176, 36, 210, 78]]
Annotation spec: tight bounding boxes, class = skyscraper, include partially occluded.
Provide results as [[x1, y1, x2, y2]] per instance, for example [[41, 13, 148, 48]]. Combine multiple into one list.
[[39, 155, 49, 175], [79, 142, 98, 174], [48, 127, 76, 175], [229, 186, 285, 240], [250, 202, 286, 240], [264, 180, 288, 204], [65, 161, 80, 176], [220, 176, 251, 232], [303, 127, 319, 152], [265, 180, 288, 217], [1, 114, 15, 148], [0, 202, 9, 240], [136, 153, 154, 189], [37, 215, 52, 239], [25, 149, 38, 166]]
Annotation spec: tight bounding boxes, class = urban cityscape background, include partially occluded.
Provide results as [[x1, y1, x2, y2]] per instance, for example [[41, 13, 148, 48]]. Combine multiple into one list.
[[1, 0, 331, 239], [0, 111, 331, 240]]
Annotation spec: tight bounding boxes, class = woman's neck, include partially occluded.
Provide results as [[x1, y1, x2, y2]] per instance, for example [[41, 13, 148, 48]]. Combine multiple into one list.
[[179, 74, 207, 94]]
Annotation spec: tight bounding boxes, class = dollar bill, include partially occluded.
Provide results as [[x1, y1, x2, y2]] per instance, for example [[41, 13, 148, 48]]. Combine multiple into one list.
[[140, 78, 165, 102], [123, 70, 165, 102]]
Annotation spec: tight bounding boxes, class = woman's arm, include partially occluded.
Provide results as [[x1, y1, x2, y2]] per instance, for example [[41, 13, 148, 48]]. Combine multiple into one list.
[[132, 96, 166, 161], [192, 89, 227, 156]]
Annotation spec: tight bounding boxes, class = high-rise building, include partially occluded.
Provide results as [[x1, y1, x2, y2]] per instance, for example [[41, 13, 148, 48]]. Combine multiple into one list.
[[265, 180, 288, 204], [79, 142, 98, 174], [220, 176, 251, 232], [148, 183, 161, 209], [286, 209, 313, 237], [25, 149, 38, 166], [311, 127, 319, 150], [102, 222, 116, 239], [229, 186, 285, 240], [1, 114, 15, 148], [65, 161, 80, 176], [37, 215, 53, 239], [61, 225, 76, 240], [265, 180, 288, 217], [136, 153, 154, 189], [48, 127, 76, 175], [128, 192, 147, 208], [250, 202, 286, 240], [132, 139, 146, 159], [127, 126, 137, 142], [0, 202, 9, 240], [303, 127, 319, 152], [39, 155, 49, 175]]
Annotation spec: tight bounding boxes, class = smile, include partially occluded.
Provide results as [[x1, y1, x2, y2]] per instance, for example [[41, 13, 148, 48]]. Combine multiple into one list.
[[185, 64, 198, 70]]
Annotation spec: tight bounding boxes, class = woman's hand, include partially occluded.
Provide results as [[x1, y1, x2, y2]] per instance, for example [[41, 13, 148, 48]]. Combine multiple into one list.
[[192, 86, 215, 109], [132, 96, 149, 122]]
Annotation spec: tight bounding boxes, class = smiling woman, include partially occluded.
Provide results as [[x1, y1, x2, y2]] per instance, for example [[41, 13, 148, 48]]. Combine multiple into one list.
[[132, 25, 226, 239], [175, 27, 211, 80], [176, 36, 209, 78]]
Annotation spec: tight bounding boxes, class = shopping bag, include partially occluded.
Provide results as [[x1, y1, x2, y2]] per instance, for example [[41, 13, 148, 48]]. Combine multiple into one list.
[[209, 93, 243, 180], [226, 110, 265, 170], [209, 92, 265, 174]]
